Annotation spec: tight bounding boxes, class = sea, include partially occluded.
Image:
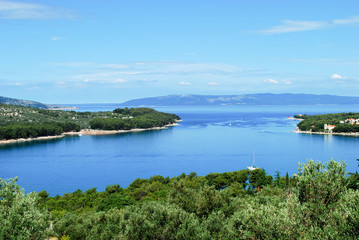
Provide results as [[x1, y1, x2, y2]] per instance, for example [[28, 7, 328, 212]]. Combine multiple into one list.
[[1, 104, 359, 196]]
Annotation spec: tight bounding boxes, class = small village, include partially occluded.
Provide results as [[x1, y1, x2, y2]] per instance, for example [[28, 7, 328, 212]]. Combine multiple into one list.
[[323, 118, 359, 133], [293, 113, 359, 134]]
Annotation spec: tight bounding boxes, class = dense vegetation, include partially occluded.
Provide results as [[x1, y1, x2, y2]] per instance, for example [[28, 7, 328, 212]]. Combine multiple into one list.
[[2, 159, 359, 239], [296, 112, 359, 132], [0, 122, 81, 140], [90, 108, 180, 130], [0, 104, 180, 140]]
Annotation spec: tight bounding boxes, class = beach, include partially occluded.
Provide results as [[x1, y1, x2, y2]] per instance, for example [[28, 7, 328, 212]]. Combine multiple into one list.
[[0, 122, 179, 145]]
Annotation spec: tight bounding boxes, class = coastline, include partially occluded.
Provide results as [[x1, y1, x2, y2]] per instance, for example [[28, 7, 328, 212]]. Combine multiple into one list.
[[293, 130, 359, 137], [76, 122, 179, 136], [0, 122, 179, 145]]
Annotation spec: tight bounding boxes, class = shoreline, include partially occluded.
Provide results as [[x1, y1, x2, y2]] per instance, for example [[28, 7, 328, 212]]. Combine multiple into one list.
[[293, 130, 359, 137], [76, 122, 179, 136], [0, 122, 179, 145]]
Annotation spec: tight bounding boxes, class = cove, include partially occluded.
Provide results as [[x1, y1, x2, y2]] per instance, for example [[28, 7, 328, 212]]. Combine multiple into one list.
[[1, 105, 359, 196]]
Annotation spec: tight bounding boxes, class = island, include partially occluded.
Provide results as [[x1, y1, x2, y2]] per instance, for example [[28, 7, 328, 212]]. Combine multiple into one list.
[[294, 112, 359, 136], [0, 103, 180, 143], [120, 93, 359, 106]]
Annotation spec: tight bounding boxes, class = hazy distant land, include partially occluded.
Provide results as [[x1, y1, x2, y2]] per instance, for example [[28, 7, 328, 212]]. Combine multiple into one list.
[[0, 96, 76, 110], [2, 93, 359, 109], [120, 93, 359, 106]]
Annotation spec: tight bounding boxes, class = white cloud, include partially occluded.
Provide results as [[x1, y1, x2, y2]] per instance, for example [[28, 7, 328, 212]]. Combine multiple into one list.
[[14, 82, 23, 86], [100, 64, 130, 69], [0, 0, 75, 20], [264, 79, 279, 84], [29, 86, 40, 90], [178, 81, 191, 86], [51, 61, 243, 77], [51, 36, 67, 41], [111, 78, 127, 83], [331, 73, 343, 79], [56, 81, 66, 85], [63, 61, 245, 86], [257, 16, 359, 34], [44, 60, 296, 91], [264, 79, 293, 85], [208, 82, 221, 86], [48, 62, 91, 67], [332, 16, 359, 25], [259, 20, 326, 34]]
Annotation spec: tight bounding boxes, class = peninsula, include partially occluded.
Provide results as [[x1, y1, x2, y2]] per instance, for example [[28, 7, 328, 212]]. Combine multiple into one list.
[[294, 112, 359, 136], [0, 104, 180, 144]]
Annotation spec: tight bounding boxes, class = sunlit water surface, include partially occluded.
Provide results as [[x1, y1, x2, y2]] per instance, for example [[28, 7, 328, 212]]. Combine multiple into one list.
[[1, 105, 359, 195]]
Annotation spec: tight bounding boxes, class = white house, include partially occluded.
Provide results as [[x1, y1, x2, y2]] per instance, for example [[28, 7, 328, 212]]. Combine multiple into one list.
[[324, 124, 336, 133], [345, 118, 359, 125]]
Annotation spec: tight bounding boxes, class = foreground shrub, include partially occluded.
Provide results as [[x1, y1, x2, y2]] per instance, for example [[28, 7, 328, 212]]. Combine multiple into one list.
[[0, 178, 49, 239]]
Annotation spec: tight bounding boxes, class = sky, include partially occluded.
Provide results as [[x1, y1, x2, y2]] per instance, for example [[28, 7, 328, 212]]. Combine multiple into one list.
[[0, 0, 359, 103]]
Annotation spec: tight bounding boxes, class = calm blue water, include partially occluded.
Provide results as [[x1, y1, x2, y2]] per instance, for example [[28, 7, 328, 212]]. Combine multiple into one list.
[[1, 105, 359, 196]]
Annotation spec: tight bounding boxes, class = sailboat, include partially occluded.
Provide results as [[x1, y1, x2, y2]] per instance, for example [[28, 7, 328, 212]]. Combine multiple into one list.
[[247, 151, 259, 171]]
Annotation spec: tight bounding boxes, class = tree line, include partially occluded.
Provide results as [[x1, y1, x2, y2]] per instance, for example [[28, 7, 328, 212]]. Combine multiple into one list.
[[89, 108, 180, 130], [0, 122, 80, 140]]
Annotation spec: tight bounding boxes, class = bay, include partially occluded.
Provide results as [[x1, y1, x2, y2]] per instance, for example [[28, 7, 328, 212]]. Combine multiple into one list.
[[1, 105, 359, 196]]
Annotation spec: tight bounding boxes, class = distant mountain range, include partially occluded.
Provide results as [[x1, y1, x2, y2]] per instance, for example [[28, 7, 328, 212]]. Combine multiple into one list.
[[0, 96, 76, 110], [3, 93, 359, 109], [121, 93, 359, 106]]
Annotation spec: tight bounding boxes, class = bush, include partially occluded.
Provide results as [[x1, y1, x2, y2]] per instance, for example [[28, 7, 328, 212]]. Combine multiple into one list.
[[0, 178, 49, 239]]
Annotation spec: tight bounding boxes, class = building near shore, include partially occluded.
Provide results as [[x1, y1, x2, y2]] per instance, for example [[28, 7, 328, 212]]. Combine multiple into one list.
[[324, 124, 336, 133]]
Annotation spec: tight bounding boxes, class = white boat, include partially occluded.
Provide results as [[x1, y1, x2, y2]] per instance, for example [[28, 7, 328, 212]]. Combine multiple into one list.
[[247, 151, 259, 171]]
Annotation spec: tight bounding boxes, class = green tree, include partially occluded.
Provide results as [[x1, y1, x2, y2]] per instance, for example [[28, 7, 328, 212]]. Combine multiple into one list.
[[285, 172, 290, 190], [97, 193, 132, 212], [295, 159, 349, 236], [0, 178, 49, 239], [297, 159, 347, 206], [248, 168, 273, 191]]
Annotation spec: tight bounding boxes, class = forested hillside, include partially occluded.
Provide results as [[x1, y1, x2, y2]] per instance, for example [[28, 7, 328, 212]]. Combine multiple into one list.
[[0, 104, 180, 140], [2, 159, 359, 239]]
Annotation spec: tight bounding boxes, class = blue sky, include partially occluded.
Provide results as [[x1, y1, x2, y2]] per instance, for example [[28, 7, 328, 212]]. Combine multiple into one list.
[[1, 0, 359, 103]]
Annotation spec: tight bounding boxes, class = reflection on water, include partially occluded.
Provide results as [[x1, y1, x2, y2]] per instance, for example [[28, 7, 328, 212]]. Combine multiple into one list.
[[323, 134, 334, 147], [0, 137, 68, 150]]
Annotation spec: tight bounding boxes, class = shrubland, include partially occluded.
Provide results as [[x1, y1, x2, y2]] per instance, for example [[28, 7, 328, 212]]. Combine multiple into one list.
[[2, 159, 359, 239]]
